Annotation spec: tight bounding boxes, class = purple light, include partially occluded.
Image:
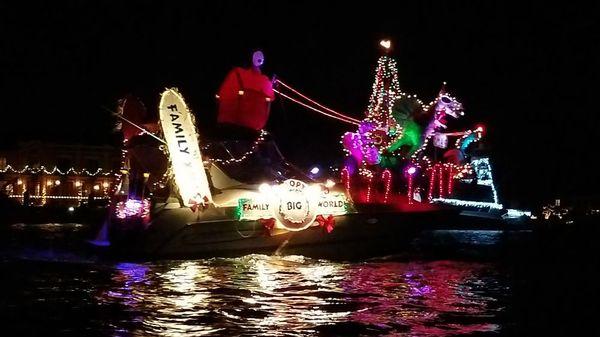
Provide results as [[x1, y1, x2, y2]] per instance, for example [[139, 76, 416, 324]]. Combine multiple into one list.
[[115, 199, 150, 219], [407, 166, 417, 175]]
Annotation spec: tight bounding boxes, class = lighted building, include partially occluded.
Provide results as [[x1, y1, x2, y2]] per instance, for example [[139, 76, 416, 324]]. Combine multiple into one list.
[[0, 141, 120, 207]]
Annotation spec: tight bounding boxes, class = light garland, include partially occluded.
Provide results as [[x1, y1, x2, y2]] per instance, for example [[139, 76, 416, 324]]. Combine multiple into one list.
[[203, 130, 268, 165], [0, 165, 115, 176], [471, 157, 500, 204], [432, 198, 503, 209], [433, 157, 502, 209], [9, 195, 109, 200]]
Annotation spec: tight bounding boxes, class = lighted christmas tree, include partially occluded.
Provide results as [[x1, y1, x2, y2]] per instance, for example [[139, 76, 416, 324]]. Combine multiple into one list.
[[341, 39, 478, 205], [342, 40, 411, 168], [366, 52, 402, 128]]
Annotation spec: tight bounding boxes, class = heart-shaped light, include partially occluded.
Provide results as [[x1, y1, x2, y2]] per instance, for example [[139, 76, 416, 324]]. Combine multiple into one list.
[[380, 39, 391, 49]]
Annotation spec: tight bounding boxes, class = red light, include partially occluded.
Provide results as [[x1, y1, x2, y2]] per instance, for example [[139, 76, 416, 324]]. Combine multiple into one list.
[[475, 124, 485, 134]]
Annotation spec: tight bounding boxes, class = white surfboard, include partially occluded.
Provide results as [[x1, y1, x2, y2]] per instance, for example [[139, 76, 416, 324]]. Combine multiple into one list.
[[158, 88, 212, 206]]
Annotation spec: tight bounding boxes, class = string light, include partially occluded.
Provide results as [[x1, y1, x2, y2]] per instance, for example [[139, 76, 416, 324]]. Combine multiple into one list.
[[365, 174, 373, 203], [203, 130, 268, 165], [438, 164, 444, 198], [381, 169, 392, 203], [432, 198, 503, 209], [0, 165, 115, 176], [408, 173, 414, 205], [447, 165, 454, 195], [8, 195, 109, 200], [434, 158, 502, 209], [41, 183, 46, 205], [471, 157, 500, 204], [341, 167, 351, 196], [428, 165, 436, 201]]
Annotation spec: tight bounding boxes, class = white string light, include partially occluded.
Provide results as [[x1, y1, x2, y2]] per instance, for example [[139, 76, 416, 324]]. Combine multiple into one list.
[[203, 130, 268, 165], [0, 165, 116, 176]]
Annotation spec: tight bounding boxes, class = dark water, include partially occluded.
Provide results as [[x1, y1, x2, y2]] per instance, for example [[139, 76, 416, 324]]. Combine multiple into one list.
[[1, 222, 598, 336]]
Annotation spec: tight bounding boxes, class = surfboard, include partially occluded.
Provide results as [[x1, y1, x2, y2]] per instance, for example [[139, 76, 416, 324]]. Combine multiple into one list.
[[158, 88, 212, 206]]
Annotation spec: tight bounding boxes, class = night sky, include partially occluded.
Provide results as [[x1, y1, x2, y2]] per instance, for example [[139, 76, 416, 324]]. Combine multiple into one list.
[[1, 1, 598, 208]]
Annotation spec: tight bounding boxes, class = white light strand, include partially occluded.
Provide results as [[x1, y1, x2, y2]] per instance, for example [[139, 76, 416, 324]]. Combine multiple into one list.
[[8, 195, 109, 200], [203, 130, 268, 165], [0, 165, 116, 176], [433, 198, 503, 209]]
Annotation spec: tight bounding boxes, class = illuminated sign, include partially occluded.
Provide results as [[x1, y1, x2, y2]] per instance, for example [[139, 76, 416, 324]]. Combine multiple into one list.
[[236, 179, 348, 231], [159, 88, 212, 206], [315, 192, 347, 215], [273, 179, 317, 231], [238, 198, 271, 221]]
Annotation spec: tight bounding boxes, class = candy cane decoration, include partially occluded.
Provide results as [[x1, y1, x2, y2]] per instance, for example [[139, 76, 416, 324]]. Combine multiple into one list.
[[341, 167, 351, 196], [438, 164, 444, 198], [381, 169, 392, 203], [365, 174, 373, 203], [447, 165, 454, 196], [428, 165, 437, 201], [408, 173, 414, 205]]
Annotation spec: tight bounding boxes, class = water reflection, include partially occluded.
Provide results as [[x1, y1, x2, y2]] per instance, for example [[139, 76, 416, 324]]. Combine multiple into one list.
[[96, 256, 507, 336]]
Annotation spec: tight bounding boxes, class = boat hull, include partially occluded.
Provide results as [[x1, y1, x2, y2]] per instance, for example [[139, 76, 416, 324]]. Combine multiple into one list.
[[104, 207, 531, 261]]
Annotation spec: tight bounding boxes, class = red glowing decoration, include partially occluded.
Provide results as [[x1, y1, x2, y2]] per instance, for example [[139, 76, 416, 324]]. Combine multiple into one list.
[[316, 214, 335, 233], [341, 167, 351, 196], [475, 124, 485, 135], [259, 218, 276, 236], [365, 174, 374, 203], [189, 195, 210, 213], [438, 165, 444, 198], [447, 165, 454, 196], [217, 66, 275, 130], [381, 169, 392, 203], [408, 174, 414, 205], [428, 165, 436, 201]]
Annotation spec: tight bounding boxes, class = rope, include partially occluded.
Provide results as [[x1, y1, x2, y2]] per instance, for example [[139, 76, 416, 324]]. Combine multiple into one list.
[[276, 80, 361, 124], [273, 89, 360, 126]]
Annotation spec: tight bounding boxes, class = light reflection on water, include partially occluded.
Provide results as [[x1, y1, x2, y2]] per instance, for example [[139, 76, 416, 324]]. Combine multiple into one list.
[[0, 223, 510, 336], [94, 256, 506, 336]]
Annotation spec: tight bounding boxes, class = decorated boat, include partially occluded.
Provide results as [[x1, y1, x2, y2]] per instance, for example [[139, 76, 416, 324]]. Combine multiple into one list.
[[96, 45, 530, 260]]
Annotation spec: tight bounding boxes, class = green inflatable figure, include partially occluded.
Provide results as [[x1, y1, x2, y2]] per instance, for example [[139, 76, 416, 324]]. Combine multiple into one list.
[[387, 97, 423, 157]]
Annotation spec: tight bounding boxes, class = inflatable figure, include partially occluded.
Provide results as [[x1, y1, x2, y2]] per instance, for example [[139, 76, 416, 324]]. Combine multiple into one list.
[[216, 50, 276, 131]]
